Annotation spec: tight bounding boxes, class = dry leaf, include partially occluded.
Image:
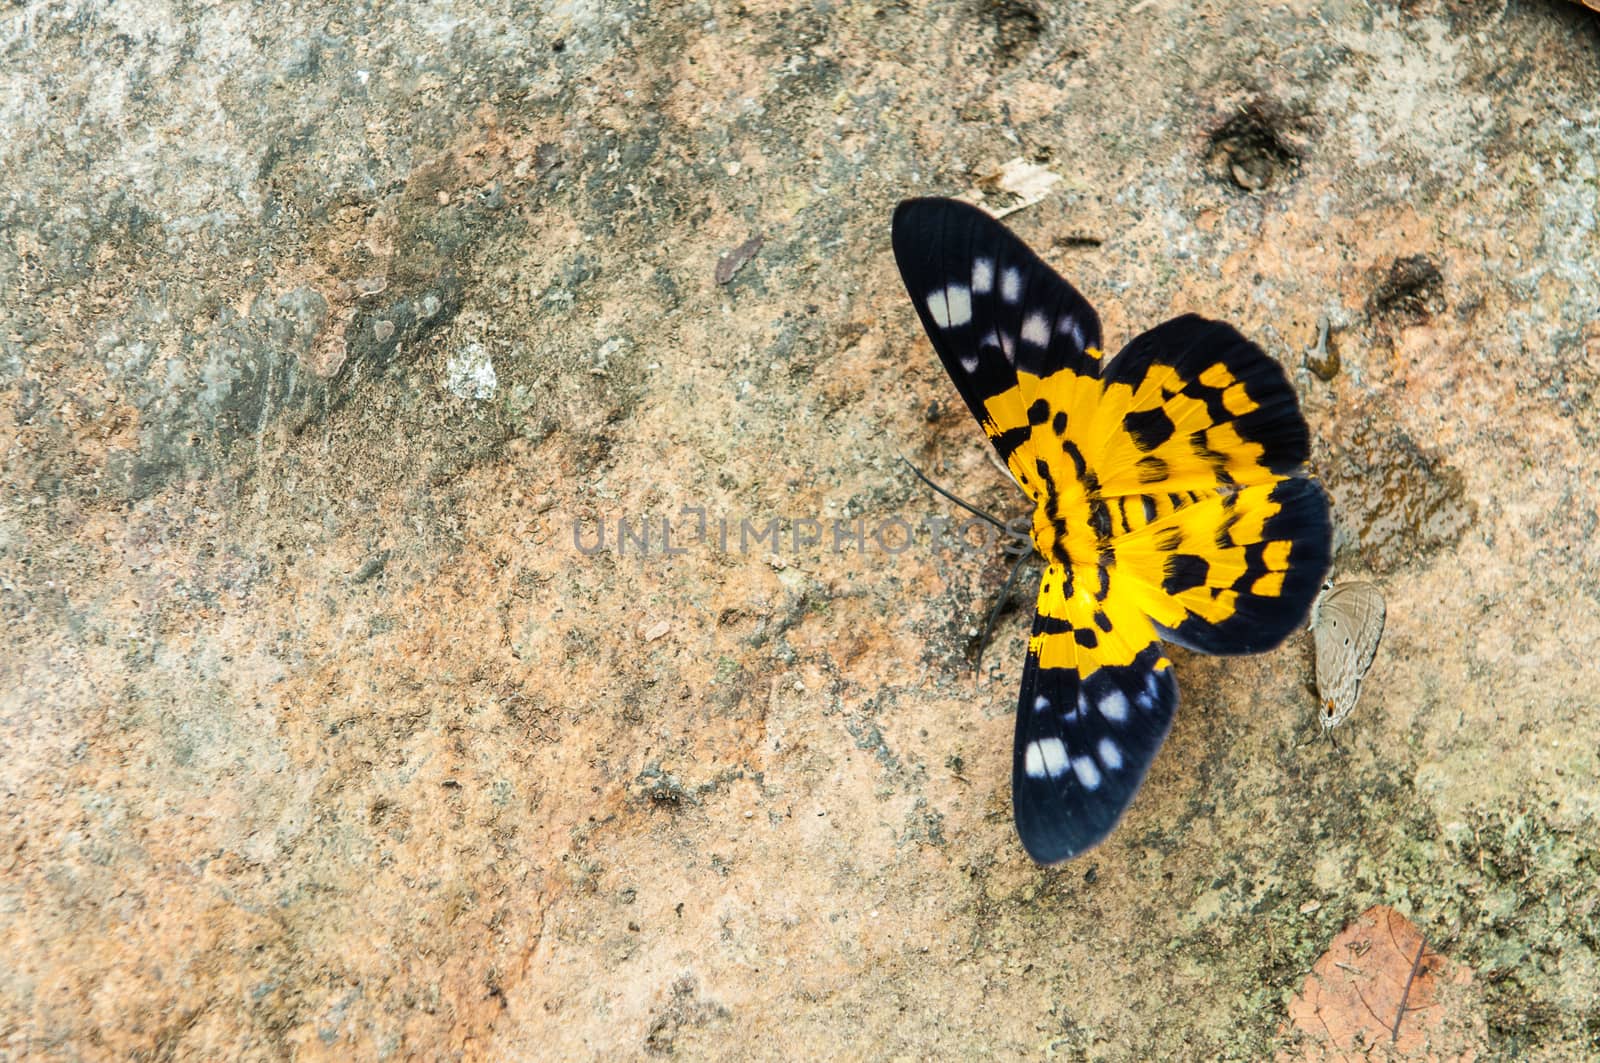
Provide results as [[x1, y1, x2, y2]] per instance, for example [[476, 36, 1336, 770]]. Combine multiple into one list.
[[1280, 905, 1484, 1060], [971, 157, 1063, 218], [715, 236, 763, 284]]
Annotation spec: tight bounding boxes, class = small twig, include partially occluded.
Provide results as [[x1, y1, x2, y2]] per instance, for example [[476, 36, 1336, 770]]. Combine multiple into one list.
[[1390, 916, 1430, 1044]]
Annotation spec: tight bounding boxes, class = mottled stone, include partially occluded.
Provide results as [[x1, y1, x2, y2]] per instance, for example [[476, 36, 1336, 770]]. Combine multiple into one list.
[[3, 0, 1600, 1059]]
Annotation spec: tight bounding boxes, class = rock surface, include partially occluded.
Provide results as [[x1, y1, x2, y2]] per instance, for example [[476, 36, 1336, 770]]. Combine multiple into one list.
[[3, 0, 1599, 1057]]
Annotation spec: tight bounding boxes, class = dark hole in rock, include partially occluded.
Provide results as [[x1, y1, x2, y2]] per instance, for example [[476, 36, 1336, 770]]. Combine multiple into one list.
[[1205, 104, 1300, 192], [1370, 254, 1445, 324], [982, 0, 1044, 67]]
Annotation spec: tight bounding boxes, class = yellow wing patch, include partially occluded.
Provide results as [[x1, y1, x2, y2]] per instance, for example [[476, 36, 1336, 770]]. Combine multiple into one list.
[[1029, 560, 1171, 677]]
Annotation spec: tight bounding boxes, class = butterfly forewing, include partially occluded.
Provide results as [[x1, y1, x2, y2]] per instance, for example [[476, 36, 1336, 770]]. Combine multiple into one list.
[[1312, 580, 1386, 729], [892, 197, 1332, 863], [891, 198, 1103, 470]]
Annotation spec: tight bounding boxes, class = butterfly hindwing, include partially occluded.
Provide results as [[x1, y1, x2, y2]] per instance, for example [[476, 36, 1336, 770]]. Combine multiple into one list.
[[1095, 314, 1313, 493], [1112, 477, 1332, 655], [1013, 563, 1178, 863]]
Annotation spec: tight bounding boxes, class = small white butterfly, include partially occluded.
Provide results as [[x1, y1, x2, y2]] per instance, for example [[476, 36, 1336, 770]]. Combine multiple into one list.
[[1310, 579, 1386, 731]]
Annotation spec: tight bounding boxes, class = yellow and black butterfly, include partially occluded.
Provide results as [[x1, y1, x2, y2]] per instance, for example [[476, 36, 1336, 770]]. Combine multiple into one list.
[[892, 198, 1332, 863]]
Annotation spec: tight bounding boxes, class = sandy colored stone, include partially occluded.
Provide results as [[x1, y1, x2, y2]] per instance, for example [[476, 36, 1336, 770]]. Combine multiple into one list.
[[3, 1, 1600, 1059]]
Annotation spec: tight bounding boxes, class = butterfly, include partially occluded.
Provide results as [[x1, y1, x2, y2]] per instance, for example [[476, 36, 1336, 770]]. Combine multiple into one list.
[[891, 197, 1332, 863], [1310, 579, 1386, 731]]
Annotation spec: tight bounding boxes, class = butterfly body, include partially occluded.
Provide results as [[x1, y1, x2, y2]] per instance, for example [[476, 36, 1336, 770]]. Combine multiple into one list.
[[892, 197, 1332, 863]]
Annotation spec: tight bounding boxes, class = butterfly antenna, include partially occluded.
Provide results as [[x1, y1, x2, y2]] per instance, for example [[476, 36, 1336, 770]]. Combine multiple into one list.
[[974, 550, 1033, 674], [899, 456, 1007, 531]]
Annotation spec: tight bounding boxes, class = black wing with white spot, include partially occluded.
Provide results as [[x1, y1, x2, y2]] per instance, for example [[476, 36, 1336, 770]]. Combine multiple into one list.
[[891, 197, 1103, 464], [1014, 647, 1179, 863], [1012, 562, 1181, 863]]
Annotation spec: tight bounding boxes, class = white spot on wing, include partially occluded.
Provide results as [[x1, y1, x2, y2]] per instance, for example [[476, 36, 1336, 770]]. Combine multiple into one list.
[[1024, 737, 1070, 779], [1075, 690, 1089, 719], [1142, 670, 1161, 709], [1098, 688, 1130, 723], [959, 353, 981, 374], [972, 258, 994, 295], [1097, 737, 1123, 771], [926, 289, 950, 328], [940, 286, 966, 328], [1001, 267, 1022, 304], [1072, 755, 1102, 790], [1033, 694, 1050, 714], [1021, 312, 1050, 347], [1058, 314, 1086, 350]]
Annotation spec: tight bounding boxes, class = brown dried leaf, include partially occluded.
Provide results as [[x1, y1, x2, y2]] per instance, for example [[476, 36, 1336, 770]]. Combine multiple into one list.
[[714, 236, 763, 285], [1280, 905, 1483, 1061]]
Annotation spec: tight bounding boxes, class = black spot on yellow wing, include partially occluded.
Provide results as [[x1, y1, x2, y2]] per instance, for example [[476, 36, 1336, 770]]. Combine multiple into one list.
[[1162, 553, 1210, 596], [1136, 456, 1170, 484], [1115, 478, 1331, 655], [1124, 406, 1177, 451]]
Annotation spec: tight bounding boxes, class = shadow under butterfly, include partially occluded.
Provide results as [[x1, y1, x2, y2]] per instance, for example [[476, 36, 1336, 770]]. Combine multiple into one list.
[[892, 197, 1332, 863]]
